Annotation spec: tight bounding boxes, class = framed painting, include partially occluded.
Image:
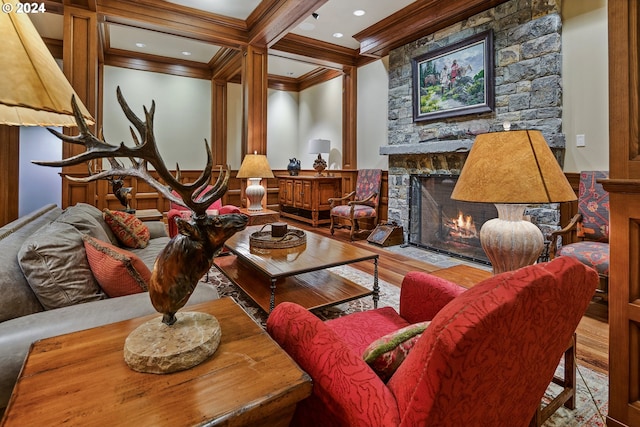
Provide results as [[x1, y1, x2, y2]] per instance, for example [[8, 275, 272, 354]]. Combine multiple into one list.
[[412, 30, 494, 122]]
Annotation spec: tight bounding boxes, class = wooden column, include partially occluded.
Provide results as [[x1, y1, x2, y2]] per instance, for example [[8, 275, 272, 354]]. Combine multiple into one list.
[[342, 65, 357, 169], [0, 125, 20, 226], [62, 5, 98, 208], [606, 1, 640, 426], [241, 44, 268, 156], [211, 79, 228, 169]]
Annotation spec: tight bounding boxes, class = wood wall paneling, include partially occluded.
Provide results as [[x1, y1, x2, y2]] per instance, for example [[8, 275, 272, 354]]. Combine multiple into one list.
[[0, 126, 20, 227]]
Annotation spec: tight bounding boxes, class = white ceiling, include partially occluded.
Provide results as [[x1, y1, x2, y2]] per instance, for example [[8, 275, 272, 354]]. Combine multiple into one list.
[[29, 0, 416, 78]]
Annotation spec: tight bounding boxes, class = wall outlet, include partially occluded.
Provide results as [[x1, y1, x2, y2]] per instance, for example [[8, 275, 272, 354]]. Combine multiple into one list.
[[576, 134, 586, 147]]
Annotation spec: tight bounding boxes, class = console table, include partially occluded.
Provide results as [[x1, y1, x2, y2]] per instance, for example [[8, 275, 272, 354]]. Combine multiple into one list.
[[277, 175, 341, 227]]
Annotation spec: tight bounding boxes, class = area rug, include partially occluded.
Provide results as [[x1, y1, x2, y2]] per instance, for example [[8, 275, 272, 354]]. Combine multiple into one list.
[[203, 264, 608, 427]]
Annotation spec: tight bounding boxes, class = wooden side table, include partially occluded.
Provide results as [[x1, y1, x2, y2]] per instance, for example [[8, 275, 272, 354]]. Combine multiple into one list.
[[239, 207, 280, 226], [1, 298, 311, 427]]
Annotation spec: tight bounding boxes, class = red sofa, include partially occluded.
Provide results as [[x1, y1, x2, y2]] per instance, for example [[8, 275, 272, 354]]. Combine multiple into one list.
[[267, 257, 598, 427], [166, 187, 240, 238]]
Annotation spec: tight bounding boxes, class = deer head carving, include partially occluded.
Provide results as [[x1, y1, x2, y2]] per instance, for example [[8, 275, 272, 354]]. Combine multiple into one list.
[[35, 88, 248, 325]]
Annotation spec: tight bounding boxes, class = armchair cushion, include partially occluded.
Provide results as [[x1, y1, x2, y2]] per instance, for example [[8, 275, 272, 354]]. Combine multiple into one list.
[[363, 321, 430, 382], [557, 241, 609, 276], [331, 204, 377, 219]]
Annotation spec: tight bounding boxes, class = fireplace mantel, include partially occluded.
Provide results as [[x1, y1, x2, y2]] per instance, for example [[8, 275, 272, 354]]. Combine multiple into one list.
[[379, 139, 474, 156]]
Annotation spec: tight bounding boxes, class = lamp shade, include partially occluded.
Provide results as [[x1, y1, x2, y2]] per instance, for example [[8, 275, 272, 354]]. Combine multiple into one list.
[[308, 138, 330, 154], [0, 0, 94, 127], [236, 154, 274, 179], [451, 130, 576, 203]]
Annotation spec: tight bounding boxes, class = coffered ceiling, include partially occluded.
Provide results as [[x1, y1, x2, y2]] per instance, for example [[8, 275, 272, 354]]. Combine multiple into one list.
[[31, 0, 508, 84]]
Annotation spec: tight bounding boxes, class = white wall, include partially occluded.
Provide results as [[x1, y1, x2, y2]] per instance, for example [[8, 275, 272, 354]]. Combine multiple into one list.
[[357, 58, 389, 170], [298, 76, 343, 170], [561, 0, 608, 173], [103, 66, 212, 171], [267, 88, 299, 169], [19, 126, 62, 215]]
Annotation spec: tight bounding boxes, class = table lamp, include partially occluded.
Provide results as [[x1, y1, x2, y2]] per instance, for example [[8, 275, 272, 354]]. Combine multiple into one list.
[[308, 138, 330, 176], [451, 128, 576, 274], [236, 152, 274, 211]]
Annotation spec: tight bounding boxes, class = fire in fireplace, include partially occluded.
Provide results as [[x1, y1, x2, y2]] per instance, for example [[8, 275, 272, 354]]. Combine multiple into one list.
[[409, 174, 497, 264]]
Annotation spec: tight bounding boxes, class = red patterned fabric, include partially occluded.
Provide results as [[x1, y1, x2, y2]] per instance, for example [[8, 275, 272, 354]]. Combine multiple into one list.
[[102, 209, 150, 248], [82, 235, 150, 297], [576, 171, 609, 241], [354, 169, 382, 206], [267, 257, 598, 427], [330, 204, 376, 219]]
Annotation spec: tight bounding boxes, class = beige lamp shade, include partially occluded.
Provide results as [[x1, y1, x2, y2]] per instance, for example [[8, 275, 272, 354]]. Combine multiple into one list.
[[236, 154, 274, 179], [451, 130, 576, 204], [308, 138, 330, 154], [0, 0, 94, 126]]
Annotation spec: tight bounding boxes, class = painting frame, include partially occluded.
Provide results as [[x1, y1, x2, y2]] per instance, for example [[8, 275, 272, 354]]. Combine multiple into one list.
[[412, 30, 494, 122]]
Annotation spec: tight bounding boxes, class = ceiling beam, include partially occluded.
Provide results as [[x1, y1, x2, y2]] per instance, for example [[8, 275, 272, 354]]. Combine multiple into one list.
[[96, 0, 249, 49], [354, 0, 510, 58], [247, 0, 328, 47], [271, 33, 357, 69]]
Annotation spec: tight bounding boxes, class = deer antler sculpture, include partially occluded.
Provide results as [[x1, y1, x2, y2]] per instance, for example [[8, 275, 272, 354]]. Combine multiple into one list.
[[36, 87, 248, 325]]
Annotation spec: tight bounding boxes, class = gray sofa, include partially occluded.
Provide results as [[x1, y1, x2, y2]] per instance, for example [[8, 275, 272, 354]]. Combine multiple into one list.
[[0, 203, 219, 413]]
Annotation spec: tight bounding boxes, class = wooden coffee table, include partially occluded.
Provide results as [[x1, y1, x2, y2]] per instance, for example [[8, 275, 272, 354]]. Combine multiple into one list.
[[1, 298, 312, 427], [215, 226, 379, 313]]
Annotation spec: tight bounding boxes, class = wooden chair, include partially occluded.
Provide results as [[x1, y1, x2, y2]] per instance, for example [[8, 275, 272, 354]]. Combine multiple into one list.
[[550, 171, 609, 300], [329, 169, 382, 240]]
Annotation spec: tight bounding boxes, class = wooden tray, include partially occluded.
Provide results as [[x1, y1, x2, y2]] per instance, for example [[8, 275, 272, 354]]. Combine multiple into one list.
[[249, 229, 306, 249]]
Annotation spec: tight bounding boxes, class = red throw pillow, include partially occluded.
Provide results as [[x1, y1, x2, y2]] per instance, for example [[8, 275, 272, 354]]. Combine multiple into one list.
[[102, 209, 150, 248], [83, 235, 151, 297], [363, 321, 431, 382]]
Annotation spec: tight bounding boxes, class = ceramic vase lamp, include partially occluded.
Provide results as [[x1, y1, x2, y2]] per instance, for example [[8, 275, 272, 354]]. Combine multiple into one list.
[[451, 127, 577, 275], [308, 138, 330, 176], [237, 152, 274, 211]]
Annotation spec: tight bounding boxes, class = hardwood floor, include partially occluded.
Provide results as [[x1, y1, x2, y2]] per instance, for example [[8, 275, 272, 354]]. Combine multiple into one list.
[[285, 219, 610, 375]]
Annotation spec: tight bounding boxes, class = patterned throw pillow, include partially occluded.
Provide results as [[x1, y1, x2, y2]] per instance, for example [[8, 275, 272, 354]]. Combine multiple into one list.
[[363, 321, 431, 382], [102, 209, 150, 249], [83, 235, 150, 297]]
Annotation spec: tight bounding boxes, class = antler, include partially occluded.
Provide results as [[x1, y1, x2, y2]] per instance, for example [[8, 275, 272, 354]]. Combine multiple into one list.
[[35, 87, 228, 217]]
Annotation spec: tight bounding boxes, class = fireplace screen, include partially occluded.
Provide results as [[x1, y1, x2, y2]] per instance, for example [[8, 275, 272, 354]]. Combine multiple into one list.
[[409, 174, 497, 264]]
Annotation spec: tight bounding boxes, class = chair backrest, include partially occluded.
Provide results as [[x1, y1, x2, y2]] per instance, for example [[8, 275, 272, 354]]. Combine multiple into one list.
[[355, 169, 382, 206], [387, 257, 598, 427], [577, 171, 609, 242]]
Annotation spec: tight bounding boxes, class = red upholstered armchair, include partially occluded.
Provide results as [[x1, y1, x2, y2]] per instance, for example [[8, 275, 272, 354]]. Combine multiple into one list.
[[267, 257, 598, 427], [166, 187, 240, 238], [329, 169, 382, 240]]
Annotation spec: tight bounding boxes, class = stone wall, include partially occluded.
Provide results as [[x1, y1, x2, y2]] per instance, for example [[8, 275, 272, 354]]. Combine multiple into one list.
[[383, 0, 564, 240]]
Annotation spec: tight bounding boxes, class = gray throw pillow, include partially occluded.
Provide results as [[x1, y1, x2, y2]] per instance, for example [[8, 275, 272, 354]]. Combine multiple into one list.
[[18, 222, 106, 310], [60, 203, 118, 245]]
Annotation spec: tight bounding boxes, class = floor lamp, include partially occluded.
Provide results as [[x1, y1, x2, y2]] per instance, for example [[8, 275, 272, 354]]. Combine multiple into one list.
[[451, 129, 577, 274]]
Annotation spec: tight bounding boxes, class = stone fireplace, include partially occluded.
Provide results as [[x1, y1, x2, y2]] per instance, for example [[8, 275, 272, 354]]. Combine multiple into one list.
[[381, 0, 565, 258]]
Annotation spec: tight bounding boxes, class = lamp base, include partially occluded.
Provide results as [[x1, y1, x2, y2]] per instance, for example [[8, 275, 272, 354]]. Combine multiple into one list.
[[245, 178, 265, 211], [480, 204, 544, 275], [313, 154, 327, 176]]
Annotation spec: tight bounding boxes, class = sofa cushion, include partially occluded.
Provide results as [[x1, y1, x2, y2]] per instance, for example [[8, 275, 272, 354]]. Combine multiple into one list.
[[130, 236, 170, 271], [83, 235, 150, 297], [363, 321, 430, 382], [18, 221, 106, 310], [67, 203, 119, 245], [102, 209, 150, 249], [55, 204, 112, 243]]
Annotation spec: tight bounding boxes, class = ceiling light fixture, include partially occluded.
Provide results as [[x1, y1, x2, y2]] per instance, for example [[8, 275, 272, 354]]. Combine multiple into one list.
[[312, 12, 319, 19], [181, 51, 192, 56], [353, 10, 365, 16], [135, 42, 146, 48], [332, 33, 343, 38]]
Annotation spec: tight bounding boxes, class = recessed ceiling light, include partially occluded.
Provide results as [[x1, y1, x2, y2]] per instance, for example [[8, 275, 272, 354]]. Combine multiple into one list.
[[181, 51, 192, 56], [353, 10, 365, 17], [333, 33, 343, 38], [135, 43, 146, 48]]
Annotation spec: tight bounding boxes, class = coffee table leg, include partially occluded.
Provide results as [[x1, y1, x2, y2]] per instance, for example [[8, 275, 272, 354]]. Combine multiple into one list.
[[270, 278, 277, 312], [373, 258, 379, 309]]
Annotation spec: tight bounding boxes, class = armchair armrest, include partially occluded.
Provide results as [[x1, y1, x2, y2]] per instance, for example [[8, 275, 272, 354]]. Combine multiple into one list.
[[549, 213, 582, 258], [328, 191, 356, 208], [399, 272, 466, 323], [267, 302, 400, 426], [348, 192, 378, 207]]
